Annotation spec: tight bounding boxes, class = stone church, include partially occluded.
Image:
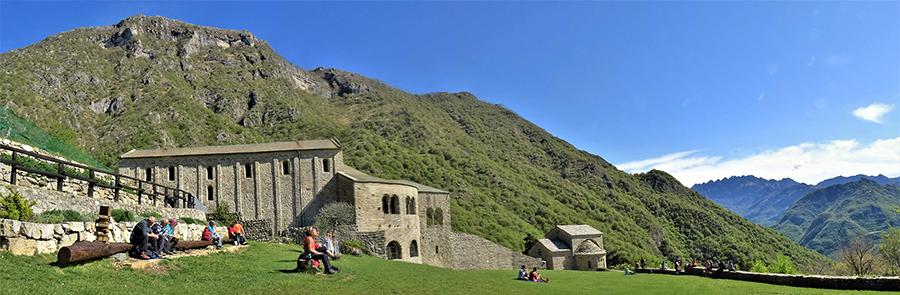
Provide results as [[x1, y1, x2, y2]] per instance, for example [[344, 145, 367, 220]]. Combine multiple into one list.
[[119, 139, 538, 269], [527, 225, 607, 270]]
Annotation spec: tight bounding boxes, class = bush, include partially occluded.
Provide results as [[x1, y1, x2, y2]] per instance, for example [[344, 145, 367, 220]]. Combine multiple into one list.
[[139, 211, 162, 220], [315, 202, 354, 235], [749, 259, 769, 273], [208, 203, 236, 226], [32, 209, 84, 224], [110, 209, 135, 222], [770, 253, 796, 274], [180, 217, 207, 225], [0, 187, 36, 222], [340, 238, 368, 255]]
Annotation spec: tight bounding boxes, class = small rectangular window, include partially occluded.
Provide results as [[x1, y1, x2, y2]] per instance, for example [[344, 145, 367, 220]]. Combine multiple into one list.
[[207, 186, 214, 201], [145, 168, 152, 182], [282, 160, 290, 175], [168, 166, 175, 181], [323, 159, 331, 173], [206, 166, 214, 180], [245, 163, 253, 178]]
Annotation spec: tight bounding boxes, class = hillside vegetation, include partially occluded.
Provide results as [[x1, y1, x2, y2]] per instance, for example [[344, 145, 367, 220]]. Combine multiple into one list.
[[771, 178, 900, 259], [0, 15, 830, 270]]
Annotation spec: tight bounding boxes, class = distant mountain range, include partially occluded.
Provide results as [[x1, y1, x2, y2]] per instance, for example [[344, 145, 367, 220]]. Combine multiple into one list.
[[692, 174, 899, 226], [771, 178, 900, 259]]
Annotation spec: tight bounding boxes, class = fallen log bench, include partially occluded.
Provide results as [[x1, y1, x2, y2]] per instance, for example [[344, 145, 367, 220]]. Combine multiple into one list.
[[177, 238, 236, 250], [57, 241, 132, 265]]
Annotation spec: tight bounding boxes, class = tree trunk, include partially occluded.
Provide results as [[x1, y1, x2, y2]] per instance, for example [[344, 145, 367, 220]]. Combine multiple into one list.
[[57, 241, 132, 264]]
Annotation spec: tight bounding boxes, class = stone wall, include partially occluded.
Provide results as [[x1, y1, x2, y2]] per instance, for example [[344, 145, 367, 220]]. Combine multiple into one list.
[[119, 150, 342, 235], [446, 232, 544, 270], [635, 267, 900, 291], [243, 219, 272, 241], [0, 185, 206, 221], [0, 217, 227, 256]]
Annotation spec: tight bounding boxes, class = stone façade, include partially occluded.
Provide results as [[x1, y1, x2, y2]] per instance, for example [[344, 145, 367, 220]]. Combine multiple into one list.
[[118, 139, 540, 269]]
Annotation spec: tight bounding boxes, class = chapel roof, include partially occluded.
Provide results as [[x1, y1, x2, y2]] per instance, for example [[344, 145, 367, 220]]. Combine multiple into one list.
[[120, 139, 341, 159], [338, 166, 449, 194], [553, 225, 603, 237]]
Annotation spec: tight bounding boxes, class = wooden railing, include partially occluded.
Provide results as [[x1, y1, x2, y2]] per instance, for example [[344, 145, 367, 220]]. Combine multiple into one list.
[[0, 143, 194, 208]]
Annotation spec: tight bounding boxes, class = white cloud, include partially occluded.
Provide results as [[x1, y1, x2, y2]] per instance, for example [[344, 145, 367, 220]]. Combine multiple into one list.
[[757, 92, 765, 101], [617, 138, 900, 186], [853, 103, 895, 124]]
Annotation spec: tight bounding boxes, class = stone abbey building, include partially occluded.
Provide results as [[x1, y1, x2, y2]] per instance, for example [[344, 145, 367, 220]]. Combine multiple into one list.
[[119, 139, 539, 269]]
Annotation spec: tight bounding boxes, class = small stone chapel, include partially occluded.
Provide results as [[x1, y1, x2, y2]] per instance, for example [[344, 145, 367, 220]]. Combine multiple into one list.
[[527, 224, 607, 271]]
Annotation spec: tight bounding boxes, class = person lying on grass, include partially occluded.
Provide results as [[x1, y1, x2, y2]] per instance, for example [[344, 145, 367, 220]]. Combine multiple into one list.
[[302, 226, 340, 275]]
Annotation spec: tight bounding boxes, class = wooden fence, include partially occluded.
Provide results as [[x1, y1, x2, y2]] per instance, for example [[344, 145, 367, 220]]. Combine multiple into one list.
[[0, 143, 194, 208]]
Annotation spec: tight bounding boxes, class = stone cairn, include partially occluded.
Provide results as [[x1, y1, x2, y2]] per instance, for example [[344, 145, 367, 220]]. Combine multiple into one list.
[[95, 206, 111, 244]]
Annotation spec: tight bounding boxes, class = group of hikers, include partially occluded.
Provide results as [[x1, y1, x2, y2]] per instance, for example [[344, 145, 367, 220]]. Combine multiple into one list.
[[129, 215, 247, 259], [517, 265, 549, 283]]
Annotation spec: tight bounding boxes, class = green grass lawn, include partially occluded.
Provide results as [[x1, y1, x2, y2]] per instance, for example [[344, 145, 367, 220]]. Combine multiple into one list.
[[0, 242, 890, 295]]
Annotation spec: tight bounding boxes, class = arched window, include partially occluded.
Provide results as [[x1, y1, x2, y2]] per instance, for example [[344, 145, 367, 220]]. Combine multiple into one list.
[[144, 168, 152, 182], [409, 240, 419, 257], [206, 185, 214, 201], [282, 160, 290, 175], [168, 166, 176, 181], [244, 163, 253, 178], [390, 195, 400, 214], [387, 241, 402, 260], [426, 208, 434, 225], [434, 208, 443, 225], [323, 159, 331, 173], [382, 195, 390, 214], [206, 166, 214, 180], [406, 197, 416, 215]]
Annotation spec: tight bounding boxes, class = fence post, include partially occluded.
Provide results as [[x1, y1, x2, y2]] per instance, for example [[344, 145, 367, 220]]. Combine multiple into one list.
[[10, 151, 17, 185], [87, 170, 95, 199], [56, 162, 64, 192], [114, 175, 120, 202]]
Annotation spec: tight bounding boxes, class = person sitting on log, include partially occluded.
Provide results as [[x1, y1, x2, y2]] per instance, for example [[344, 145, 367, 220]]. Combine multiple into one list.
[[164, 219, 180, 253], [302, 226, 339, 274], [150, 218, 169, 257], [202, 221, 223, 249], [130, 216, 159, 259]]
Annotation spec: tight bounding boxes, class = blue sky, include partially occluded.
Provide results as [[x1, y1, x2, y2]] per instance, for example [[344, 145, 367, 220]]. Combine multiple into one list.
[[2, 1, 898, 186]]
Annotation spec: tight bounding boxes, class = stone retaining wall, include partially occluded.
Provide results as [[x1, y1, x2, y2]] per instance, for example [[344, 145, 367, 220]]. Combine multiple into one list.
[[445, 232, 544, 270], [635, 267, 900, 291], [0, 185, 206, 221], [0, 217, 228, 256]]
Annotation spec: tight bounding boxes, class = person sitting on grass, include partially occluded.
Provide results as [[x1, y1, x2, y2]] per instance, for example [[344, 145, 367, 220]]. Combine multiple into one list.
[[322, 232, 340, 260], [202, 221, 223, 249], [529, 267, 548, 283], [518, 265, 528, 280], [302, 226, 340, 274]]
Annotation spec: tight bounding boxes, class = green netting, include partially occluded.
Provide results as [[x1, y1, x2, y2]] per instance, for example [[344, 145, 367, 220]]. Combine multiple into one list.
[[0, 107, 111, 171]]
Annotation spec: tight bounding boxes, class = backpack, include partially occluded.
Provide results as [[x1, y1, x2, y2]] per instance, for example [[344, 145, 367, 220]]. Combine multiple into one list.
[[202, 227, 213, 241]]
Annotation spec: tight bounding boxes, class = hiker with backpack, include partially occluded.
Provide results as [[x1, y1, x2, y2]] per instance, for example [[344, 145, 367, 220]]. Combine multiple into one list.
[[202, 221, 223, 249]]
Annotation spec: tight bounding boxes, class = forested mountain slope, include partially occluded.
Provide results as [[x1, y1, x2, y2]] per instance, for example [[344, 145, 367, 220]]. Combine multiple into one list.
[[692, 176, 812, 226], [771, 178, 900, 259], [0, 15, 829, 270]]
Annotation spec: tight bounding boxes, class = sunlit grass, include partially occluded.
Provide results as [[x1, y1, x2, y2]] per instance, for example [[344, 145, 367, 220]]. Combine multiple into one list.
[[0, 242, 885, 295]]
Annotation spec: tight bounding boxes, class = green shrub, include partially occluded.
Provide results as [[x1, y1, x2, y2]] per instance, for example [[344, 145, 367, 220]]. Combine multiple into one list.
[[315, 202, 354, 235], [0, 187, 36, 222], [110, 209, 135, 222], [81, 212, 99, 223], [749, 259, 769, 273], [770, 253, 796, 274], [32, 209, 84, 224], [208, 203, 236, 226], [340, 238, 368, 255], [139, 211, 162, 220]]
